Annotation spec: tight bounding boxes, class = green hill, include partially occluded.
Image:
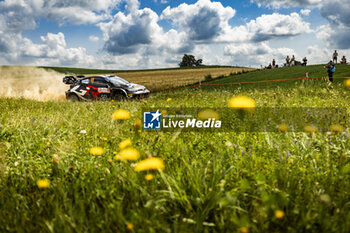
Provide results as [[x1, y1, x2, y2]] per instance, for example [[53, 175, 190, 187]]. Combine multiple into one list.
[[202, 64, 350, 90]]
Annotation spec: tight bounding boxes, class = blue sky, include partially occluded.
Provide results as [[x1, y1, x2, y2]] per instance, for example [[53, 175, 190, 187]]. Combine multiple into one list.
[[0, 0, 349, 69]]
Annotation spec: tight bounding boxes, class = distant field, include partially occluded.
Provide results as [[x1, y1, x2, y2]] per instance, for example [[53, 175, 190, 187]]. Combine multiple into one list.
[[85, 67, 253, 90]]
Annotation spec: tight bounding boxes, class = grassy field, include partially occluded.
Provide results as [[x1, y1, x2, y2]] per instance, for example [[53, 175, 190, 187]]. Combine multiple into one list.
[[0, 64, 350, 232]]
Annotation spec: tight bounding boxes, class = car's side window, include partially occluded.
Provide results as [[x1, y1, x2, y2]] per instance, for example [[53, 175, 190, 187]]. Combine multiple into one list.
[[92, 78, 108, 84]]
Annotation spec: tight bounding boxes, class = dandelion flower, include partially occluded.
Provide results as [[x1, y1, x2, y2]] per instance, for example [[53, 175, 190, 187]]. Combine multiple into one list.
[[228, 96, 256, 113], [37, 179, 50, 189], [46, 142, 51, 146], [145, 174, 154, 181], [89, 146, 104, 156], [275, 210, 284, 219], [330, 124, 344, 133], [304, 125, 318, 133], [240, 227, 249, 233], [166, 98, 172, 102], [165, 105, 169, 108], [126, 223, 134, 230], [119, 138, 132, 149], [117, 148, 140, 161], [103, 137, 108, 141], [134, 157, 165, 172], [198, 109, 220, 120], [134, 119, 142, 128], [344, 79, 350, 88], [277, 124, 288, 132], [112, 109, 131, 120]]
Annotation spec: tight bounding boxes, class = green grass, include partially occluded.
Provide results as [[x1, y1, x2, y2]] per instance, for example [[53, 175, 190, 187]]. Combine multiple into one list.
[[0, 65, 350, 232]]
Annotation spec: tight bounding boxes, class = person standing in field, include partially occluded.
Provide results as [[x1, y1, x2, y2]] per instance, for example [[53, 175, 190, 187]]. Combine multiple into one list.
[[286, 56, 290, 67], [291, 55, 295, 66], [333, 50, 338, 64], [272, 59, 276, 68], [326, 60, 335, 82]]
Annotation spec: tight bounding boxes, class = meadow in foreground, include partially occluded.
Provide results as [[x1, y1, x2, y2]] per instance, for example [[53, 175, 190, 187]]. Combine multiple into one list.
[[0, 75, 349, 232]]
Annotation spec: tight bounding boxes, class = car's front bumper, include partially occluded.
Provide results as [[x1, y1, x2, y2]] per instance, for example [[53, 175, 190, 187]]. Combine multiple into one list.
[[127, 89, 150, 99]]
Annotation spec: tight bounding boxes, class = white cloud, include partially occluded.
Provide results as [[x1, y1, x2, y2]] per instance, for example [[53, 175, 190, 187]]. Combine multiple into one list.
[[0, 0, 122, 31], [224, 42, 296, 67], [251, 0, 323, 8], [0, 32, 97, 67], [89, 35, 100, 42], [161, 0, 236, 41], [300, 9, 311, 16]]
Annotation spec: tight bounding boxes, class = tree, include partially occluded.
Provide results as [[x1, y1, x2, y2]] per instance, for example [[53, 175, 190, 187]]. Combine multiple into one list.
[[179, 54, 203, 67]]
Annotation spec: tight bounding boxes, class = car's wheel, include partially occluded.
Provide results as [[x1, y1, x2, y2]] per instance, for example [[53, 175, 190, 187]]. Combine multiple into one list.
[[67, 94, 79, 102]]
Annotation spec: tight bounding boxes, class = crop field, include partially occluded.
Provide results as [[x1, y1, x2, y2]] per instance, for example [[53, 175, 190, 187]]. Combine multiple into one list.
[[0, 64, 350, 232], [80, 67, 252, 90]]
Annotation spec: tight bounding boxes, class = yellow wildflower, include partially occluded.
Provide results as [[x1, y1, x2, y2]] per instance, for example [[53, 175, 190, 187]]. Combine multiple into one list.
[[134, 157, 165, 172], [89, 146, 104, 156], [112, 109, 131, 120], [46, 142, 51, 146], [119, 138, 132, 149], [37, 179, 50, 189], [198, 109, 220, 120], [277, 124, 288, 132], [330, 124, 344, 133], [165, 105, 169, 108], [228, 96, 256, 113], [344, 79, 350, 88], [145, 174, 154, 181], [126, 223, 134, 230], [304, 125, 318, 133], [275, 210, 285, 219], [166, 98, 172, 102], [117, 148, 140, 161], [134, 119, 142, 128], [240, 227, 249, 233]]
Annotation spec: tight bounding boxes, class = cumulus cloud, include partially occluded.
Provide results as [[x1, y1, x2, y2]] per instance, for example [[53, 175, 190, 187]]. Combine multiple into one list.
[[224, 42, 296, 67], [300, 9, 311, 16], [161, 0, 236, 41], [0, 32, 97, 67], [251, 0, 322, 8], [89, 35, 100, 42], [246, 13, 311, 42], [317, 0, 350, 49], [99, 8, 162, 54], [0, 0, 122, 31]]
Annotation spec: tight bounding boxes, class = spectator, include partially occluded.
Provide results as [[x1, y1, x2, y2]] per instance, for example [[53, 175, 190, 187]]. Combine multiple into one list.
[[326, 60, 335, 82], [286, 56, 290, 67], [272, 59, 276, 68], [333, 50, 338, 64], [267, 63, 272, 69], [340, 55, 347, 64], [291, 55, 295, 66], [302, 57, 307, 66]]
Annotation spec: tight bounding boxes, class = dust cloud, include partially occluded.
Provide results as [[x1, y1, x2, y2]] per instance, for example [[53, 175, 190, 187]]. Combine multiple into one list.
[[0, 66, 67, 101]]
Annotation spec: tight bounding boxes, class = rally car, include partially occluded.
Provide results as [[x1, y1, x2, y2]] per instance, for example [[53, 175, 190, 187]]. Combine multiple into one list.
[[63, 75, 150, 101]]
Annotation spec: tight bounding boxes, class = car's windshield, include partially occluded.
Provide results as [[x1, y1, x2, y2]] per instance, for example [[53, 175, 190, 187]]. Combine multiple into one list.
[[107, 76, 129, 85]]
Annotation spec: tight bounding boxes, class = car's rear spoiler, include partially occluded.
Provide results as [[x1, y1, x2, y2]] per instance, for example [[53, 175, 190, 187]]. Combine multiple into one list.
[[63, 75, 85, 84]]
